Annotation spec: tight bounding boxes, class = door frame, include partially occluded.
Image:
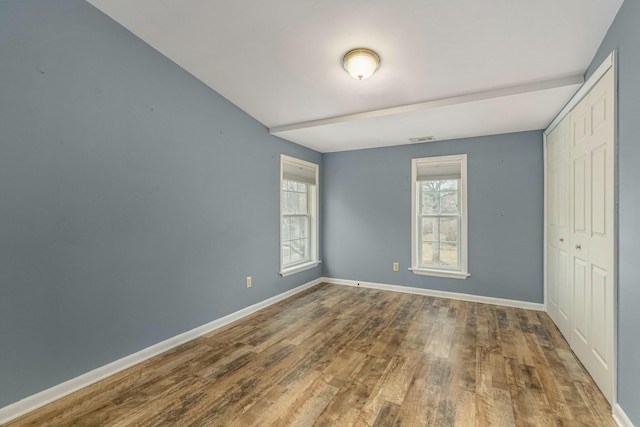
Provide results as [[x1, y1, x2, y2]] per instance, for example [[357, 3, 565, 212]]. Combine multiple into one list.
[[543, 50, 618, 406]]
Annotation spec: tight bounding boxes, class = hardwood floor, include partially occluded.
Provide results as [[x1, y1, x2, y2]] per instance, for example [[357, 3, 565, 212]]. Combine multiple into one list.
[[5, 283, 615, 426]]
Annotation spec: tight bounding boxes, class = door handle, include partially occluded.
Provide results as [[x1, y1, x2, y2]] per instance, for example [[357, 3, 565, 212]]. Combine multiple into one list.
[[575, 244, 582, 250], [560, 238, 564, 242]]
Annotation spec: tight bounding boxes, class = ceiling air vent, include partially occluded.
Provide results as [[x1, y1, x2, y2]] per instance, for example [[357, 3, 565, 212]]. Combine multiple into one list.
[[409, 136, 436, 143]]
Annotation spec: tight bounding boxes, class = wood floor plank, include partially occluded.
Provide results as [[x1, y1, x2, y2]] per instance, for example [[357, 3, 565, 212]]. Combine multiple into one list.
[[371, 400, 401, 427], [4, 283, 616, 427], [272, 374, 338, 427]]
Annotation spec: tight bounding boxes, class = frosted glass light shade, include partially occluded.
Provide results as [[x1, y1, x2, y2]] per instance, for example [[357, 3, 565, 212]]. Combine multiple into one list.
[[343, 48, 380, 80]]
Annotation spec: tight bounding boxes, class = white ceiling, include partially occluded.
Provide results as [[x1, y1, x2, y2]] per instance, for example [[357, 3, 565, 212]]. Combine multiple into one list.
[[87, 0, 623, 152]]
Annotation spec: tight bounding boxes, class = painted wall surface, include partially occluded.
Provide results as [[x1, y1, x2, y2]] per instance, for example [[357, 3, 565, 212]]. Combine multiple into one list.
[[323, 131, 543, 303], [0, 0, 322, 408], [585, 1, 640, 423]]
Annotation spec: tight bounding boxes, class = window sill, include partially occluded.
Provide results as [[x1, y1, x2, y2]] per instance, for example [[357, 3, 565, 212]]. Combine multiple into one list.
[[409, 267, 470, 280], [280, 260, 321, 277]]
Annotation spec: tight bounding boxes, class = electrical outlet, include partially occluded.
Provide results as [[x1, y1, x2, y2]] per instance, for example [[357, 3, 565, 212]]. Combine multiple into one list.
[[393, 262, 399, 272], [246, 276, 252, 288]]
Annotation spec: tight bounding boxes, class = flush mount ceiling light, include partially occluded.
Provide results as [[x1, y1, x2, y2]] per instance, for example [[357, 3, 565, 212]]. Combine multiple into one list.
[[343, 48, 380, 80]]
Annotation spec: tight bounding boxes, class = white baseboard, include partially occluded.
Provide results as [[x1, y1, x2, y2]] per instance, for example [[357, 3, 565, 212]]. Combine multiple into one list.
[[0, 277, 323, 425], [322, 277, 545, 311], [613, 403, 635, 427]]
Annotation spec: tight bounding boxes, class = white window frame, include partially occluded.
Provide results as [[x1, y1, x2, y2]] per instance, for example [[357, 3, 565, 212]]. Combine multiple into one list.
[[279, 155, 320, 277], [410, 154, 469, 279]]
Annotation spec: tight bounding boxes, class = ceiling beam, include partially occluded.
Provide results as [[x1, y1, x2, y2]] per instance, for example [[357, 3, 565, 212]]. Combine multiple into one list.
[[269, 74, 584, 135]]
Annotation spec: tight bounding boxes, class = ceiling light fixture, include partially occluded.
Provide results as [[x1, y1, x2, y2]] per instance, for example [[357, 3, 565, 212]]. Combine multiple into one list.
[[343, 48, 380, 80]]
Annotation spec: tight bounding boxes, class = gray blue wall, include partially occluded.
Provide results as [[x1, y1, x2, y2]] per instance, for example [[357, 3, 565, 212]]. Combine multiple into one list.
[[322, 131, 543, 303], [586, 1, 640, 423], [0, 0, 322, 408]]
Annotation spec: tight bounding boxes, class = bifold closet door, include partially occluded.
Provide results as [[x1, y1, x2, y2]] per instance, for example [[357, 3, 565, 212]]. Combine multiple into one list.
[[546, 116, 572, 340], [569, 67, 615, 404]]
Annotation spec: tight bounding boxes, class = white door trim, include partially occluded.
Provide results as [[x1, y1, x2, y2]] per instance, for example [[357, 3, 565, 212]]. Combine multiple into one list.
[[545, 52, 615, 135], [543, 131, 548, 313]]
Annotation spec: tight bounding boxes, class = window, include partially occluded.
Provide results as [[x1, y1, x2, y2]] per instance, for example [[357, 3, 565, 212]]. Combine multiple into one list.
[[280, 155, 319, 276], [411, 154, 469, 279]]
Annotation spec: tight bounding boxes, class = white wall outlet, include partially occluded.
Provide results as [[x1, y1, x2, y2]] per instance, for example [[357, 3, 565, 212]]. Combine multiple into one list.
[[393, 262, 399, 272], [246, 276, 252, 288]]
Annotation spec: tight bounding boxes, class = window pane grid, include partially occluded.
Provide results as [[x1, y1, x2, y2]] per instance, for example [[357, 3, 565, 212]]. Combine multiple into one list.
[[418, 179, 461, 270], [282, 180, 309, 216], [282, 179, 312, 269]]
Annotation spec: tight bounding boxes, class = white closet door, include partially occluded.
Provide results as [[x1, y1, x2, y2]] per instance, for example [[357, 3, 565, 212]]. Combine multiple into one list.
[[569, 68, 615, 403], [546, 116, 572, 339]]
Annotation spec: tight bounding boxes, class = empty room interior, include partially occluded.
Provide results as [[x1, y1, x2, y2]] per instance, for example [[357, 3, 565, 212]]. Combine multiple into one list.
[[1, 0, 639, 426]]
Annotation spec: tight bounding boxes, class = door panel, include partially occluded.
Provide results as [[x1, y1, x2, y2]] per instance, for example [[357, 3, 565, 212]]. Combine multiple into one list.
[[573, 106, 588, 148], [556, 119, 571, 337], [591, 146, 607, 236], [548, 245, 558, 306], [546, 117, 571, 339], [591, 92, 608, 133], [572, 256, 588, 343], [591, 264, 608, 367], [558, 248, 569, 320], [568, 68, 615, 404], [557, 155, 567, 229], [549, 170, 557, 227], [573, 158, 586, 233]]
